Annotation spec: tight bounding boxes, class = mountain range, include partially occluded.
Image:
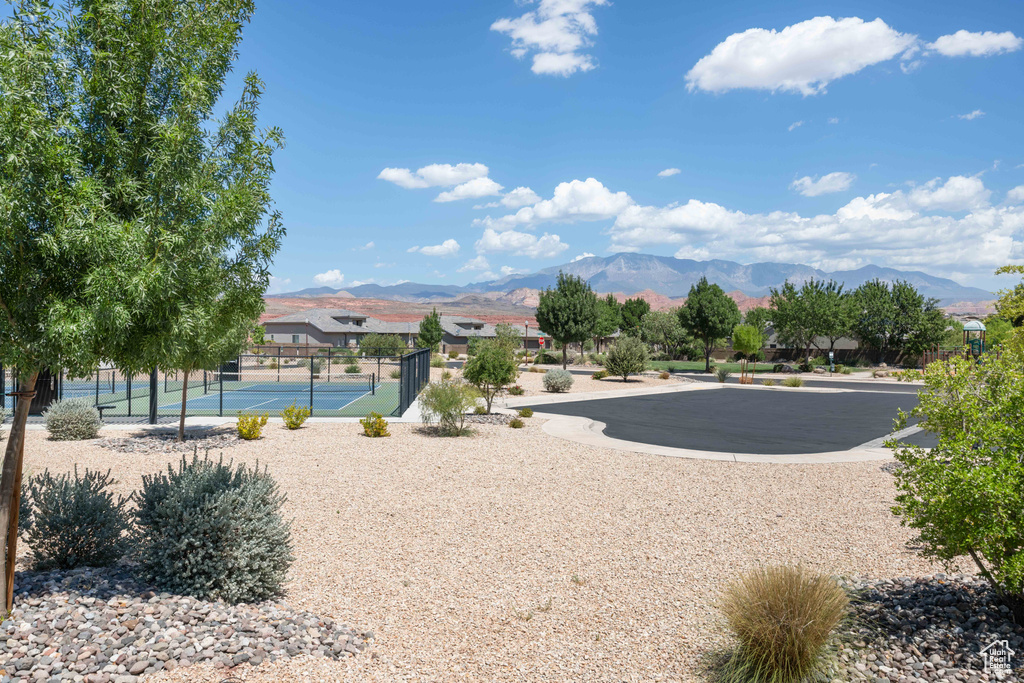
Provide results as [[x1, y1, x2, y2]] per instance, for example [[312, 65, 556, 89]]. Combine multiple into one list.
[[270, 253, 993, 305]]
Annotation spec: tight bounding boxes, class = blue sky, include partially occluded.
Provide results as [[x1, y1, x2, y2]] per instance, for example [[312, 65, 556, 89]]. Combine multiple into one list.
[[230, 2, 1019, 292]]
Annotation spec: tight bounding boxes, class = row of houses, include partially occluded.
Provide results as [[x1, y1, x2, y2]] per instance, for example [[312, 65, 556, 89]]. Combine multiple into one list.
[[262, 309, 547, 354]]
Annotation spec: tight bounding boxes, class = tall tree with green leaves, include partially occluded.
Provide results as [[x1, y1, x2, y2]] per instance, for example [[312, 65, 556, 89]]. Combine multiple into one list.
[[0, 0, 283, 606], [805, 280, 851, 354], [743, 306, 772, 340], [418, 308, 444, 352], [678, 278, 741, 372], [536, 272, 599, 369], [769, 281, 816, 363], [592, 293, 621, 352], [620, 297, 651, 337], [731, 324, 765, 381], [641, 310, 690, 358], [849, 279, 944, 363]]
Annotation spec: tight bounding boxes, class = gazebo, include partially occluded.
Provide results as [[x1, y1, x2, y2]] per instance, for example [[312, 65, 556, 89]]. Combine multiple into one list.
[[963, 320, 987, 358]]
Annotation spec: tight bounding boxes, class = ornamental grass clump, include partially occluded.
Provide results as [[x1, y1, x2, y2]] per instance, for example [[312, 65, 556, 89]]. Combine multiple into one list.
[[543, 369, 574, 393], [719, 565, 848, 683], [714, 367, 731, 383], [43, 398, 102, 441], [136, 452, 293, 603], [24, 468, 132, 571], [782, 376, 804, 388]]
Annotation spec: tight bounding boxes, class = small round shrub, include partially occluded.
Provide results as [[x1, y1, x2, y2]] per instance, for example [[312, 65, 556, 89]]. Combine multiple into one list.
[[659, 371, 671, 380], [390, 369, 402, 379], [509, 417, 525, 429], [591, 369, 608, 380], [24, 468, 131, 570], [43, 398, 102, 441], [345, 364, 361, 374], [543, 369, 574, 393], [237, 412, 269, 440], [281, 403, 310, 430], [136, 454, 293, 603], [507, 384, 524, 396], [359, 412, 390, 437], [448, 351, 459, 360], [474, 405, 487, 415], [518, 407, 533, 418]]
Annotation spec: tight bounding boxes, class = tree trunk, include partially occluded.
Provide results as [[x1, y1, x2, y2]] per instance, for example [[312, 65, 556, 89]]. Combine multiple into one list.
[[0, 371, 38, 613], [177, 370, 189, 442], [705, 341, 712, 373], [562, 346, 567, 370]]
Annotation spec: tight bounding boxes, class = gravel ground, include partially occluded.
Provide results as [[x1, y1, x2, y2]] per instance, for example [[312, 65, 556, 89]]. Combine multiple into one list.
[[16, 419, 955, 682], [431, 365, 684, 398]]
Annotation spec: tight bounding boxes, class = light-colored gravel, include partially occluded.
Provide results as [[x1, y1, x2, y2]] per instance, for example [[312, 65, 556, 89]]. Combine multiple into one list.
[[432, 364, 682, 397], [18, 417, 953, 682]]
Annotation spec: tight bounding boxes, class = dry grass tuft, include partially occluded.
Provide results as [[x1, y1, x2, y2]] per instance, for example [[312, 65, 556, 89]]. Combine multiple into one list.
[[718, 565, 848, 683]]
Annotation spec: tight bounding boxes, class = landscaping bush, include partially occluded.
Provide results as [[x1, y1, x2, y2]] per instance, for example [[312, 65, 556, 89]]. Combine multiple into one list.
[[533, 351, 560, 365], [136, 454, 293, 603], [360, 333, 405, 357], [360, 412, 390, 437], [509, 417, 525, 429], [24, 468, 132, 571], [782, 376, 804, 388], [281, 403, 310, 430], [841, 366, 853, 375], [591, 369, 608, 380], [236, 412, 268, 440], [419, 379, 477, 436], [507, 384, 524, 396], [529, 366, 546, 373], [714, 367, 731, 383], [518, 408, 533, 418], [267, 359, 278, 369], [889, 354, 1024, 619], [604, 336, 649, 381], [719, 565, 848, 683], [473, 405, 487, 415], [462, 339, 519, 413], [761, 378, 777, 387], [543, 369, 574, 393], [448, 350, 459, 360], [345, 363, 361, 374], [589, 353, 606, 366], [659, 371, 670, 380], [43, 398, 102, 441], [390, 369, 402, 379], [430, 354, 446, 368]]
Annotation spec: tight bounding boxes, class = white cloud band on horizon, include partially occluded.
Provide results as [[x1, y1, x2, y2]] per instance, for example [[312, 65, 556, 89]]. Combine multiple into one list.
[[408, 239, 461, 257]]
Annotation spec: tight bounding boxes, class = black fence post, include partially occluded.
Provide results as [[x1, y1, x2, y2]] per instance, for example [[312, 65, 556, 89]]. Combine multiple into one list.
[[219, 371, 224, 417], [127, 370, 132, 417], [309, 357, 314, 416], [277, 347, 281, 383], [0, 364, 4, 411], [149, 369, 158, 424], [328, 348, 331, 382]]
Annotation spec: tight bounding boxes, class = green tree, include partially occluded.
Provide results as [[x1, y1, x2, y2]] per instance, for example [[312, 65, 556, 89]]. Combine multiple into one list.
[[536, 272, 599, 369], [418, 308, 444, 352], [849, 279, 944, 363], [641, 310, 688, 358], [769, 281, 816, 363], [996, 265, 1024, 355], [592, 293, 621, 352], [743, 306, 772, 340], [731, 324, 765, 381], [462, 340, 519, 413], [252, 326, 266, 347], [620, 297, 651, 337], [806, 280, 851, 354], [493, 322, 522, 352], [604, 336, 649, 382], [361, 333, 405, 357], [678, 278, 741, 372], [889, 353, 1024, 619], [984, 316, 1013, 350]]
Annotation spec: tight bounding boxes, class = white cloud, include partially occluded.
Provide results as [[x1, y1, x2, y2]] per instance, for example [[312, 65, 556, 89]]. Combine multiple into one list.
[[475, 178, 633, 231], [457, 255, 491, 273], [908, 176, 991, 211], [378, 163, 489, 189], [434, 177, 504, 203], [957, 109, 985, 120], [313, 269, 345, 286], [475, 228, 569, 259], [790, 172, 856, 197], [500, 186, 542, 209], [571, 252, 596, 262], [788, 121, 805, 132], [828, 117, 840, 124], [1007, 186, 1024, 204], [408, 239, 461, 258], [266, 276, 292, 295], [658, 168, 682, 177], [357, 241, 375, 250], [500, 265, 530, 276], [491, 0, 609, 77], [685, 16, 916, 95], [929, 30, 1022, 57]]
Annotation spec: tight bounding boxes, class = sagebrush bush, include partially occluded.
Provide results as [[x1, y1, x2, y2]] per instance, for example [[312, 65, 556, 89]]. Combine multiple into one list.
[[43, 398, 102, 440], [782, 376, 804, 388], [448, 351, 459, 360], [266, 359, 278, 369], [430, 354, 446, 368], [714, 367, 731, 383], [360, 412, 390, 437], [136, 453, 293, 603], [24, 468, 131, 570], [237, 412, 269, 440], [518, 408, 533, 418], [605, 336, 649, 381], [345, 364, 360, 374], [419, 379, 477, 436], [719, 565, 848, 683], [390, 369, 402, 379], [281, 403, 310, 430], [543, 369, 574, 393], [507, 384, 524, 396], [473, 405, 487, 415], [509, 417, 525, 429], [591, 369, 608, 380]]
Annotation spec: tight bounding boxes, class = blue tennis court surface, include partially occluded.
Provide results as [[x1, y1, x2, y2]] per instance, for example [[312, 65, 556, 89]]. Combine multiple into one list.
[[160, 389, 368, 413]]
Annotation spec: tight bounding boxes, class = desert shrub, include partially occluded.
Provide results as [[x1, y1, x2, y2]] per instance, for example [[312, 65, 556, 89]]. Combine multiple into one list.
[[360, 412, 390, 437], [474, 405, 487, 415], [591, 369, 608, 380], [507, 384, 524, 396], [761, 378, 777, 387], [43, 398, 102, 441], [841, 366, 853, 375], [533, 351, 560, 365], [345, 363, 360, 374], [281, 403, 310, 430], [782, 376, 804, 388], [267, 359, 278, 370], [659, 371, 671, 380], [543, 369, 574, 393], [360, 333, 405, 357], [889, 354, 1024, 618], [448, 350, 459, 360], [529, 366, 546, 373], [589, 353, 606, 366], [509, 417, 525, 429], [441, 370, 452, 380], [419, 379, 477, 436], [24, 468, 132, 571], [236, 412, 269, 440], [809, 355, 827, 367], [893, 369, 923, 382], [390, 369, 402, 379], [605, 336, 649, 381], [719, 565, 848, 683], [430, 354, 446, 368], [518, 408, 533, 418], [136, 453, 293, 603], [714, 367, 731, 383]]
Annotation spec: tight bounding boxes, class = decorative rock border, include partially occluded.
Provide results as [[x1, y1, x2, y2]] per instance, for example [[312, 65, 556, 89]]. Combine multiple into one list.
[[96, 432, 241, 455], [0, 567, 371, 682]]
